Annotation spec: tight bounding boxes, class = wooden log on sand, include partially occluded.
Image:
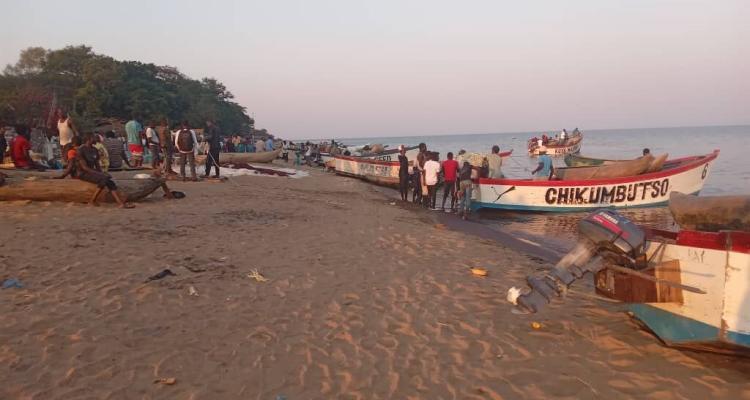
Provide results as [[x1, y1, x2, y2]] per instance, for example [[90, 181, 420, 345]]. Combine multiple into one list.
[[0, 172, 165, 203]]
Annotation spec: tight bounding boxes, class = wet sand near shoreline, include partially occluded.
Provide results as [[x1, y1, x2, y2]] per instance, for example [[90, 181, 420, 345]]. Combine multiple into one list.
[[1, 165, 749, 399]]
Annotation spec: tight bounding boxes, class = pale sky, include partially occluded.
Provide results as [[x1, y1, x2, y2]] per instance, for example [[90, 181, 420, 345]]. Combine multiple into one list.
[[2, 0, 748, 139]]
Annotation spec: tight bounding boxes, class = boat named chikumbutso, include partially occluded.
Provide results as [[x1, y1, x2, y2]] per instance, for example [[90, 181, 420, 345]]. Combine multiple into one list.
[[472, 150, 719, 212], [333, 155, 405, 187]]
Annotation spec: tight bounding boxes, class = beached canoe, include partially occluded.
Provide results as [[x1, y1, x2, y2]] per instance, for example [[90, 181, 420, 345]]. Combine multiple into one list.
[[333, 155, 405, 187], [594, 225, 750, 356], [471, 150, 719, 212], [195, 149, 281, 165], [669, 192, 750, 232], [0, 173, 165, 203], [555, 155, 654, 180], [528, 132, 583, 156]]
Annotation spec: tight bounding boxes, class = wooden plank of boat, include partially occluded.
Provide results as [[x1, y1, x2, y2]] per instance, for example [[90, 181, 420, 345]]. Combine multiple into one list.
[[554, 155, 654, 181], [357, 145, 420, 162], [333, 155, 401, 187], [220, 149, 281, 164], [564, 154, 619, 167], [596, 226, 750, 356], [0, 173, 165, 203], [471, 150, 719, 212], [565, 153, 669, 172], [528, 133, 583, 156], [669, 192, 750, 232]]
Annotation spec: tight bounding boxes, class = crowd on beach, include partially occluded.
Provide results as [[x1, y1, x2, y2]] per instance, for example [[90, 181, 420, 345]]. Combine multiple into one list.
[[393, 142, 554, 220]]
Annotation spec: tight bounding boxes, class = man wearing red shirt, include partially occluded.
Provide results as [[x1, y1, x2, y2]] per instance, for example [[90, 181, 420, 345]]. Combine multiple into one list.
[[11, 126, 45, 170], [441, 151, 459, 211]]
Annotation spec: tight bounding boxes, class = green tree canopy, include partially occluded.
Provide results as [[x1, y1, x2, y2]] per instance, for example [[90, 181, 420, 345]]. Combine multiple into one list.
[[1, 45, 254, 135]]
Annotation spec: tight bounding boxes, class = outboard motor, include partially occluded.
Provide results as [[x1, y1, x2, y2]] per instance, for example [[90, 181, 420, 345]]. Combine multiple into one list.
[[508, 210, 646, 313]]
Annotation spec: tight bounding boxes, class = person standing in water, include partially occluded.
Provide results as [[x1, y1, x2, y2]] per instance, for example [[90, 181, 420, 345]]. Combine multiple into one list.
[[397, 145, 410, 202], [531, 146, 554, 180]]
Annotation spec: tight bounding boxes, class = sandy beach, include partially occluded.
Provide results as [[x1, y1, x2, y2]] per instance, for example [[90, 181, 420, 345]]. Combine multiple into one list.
[[1, 165, 749, 400]]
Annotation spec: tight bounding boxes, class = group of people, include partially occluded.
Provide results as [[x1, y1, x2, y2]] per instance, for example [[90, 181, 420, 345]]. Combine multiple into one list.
[[394, 143, 505, 219], [394, 143, 555, 219]]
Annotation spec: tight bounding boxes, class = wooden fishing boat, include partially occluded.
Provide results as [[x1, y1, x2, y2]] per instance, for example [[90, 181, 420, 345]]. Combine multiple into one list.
[[333, 155, 404, 187], [0, 173, 166, 203], [471, 150, 719, 212], [555, 155, 654, 180], [528, 132, 583, 156], [669, 192, 750, 232], [594, 224, 750, 355]]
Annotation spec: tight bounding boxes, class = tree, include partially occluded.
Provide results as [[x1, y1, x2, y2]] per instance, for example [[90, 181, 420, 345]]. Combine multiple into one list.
[[0, 45, 256, 136], [3, 47, 47, 75]]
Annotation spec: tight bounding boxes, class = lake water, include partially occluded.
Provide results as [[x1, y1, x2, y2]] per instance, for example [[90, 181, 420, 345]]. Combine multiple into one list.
[[335, 125, 750, 250]]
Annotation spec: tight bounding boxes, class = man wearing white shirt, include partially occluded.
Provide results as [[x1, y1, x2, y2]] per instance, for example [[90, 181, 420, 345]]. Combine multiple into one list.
[[423, 152, 441, 210], [145, 122, 161, 169], [174, 121, 198, 181]]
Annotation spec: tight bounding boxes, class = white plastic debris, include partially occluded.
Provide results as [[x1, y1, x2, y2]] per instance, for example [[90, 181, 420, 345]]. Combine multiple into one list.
[[506, 286, 521, 305]]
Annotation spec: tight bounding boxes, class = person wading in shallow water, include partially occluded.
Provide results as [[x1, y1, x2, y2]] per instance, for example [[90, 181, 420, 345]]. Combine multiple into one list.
[[56, 133, 134, 208], [397, 145, 410, 201]]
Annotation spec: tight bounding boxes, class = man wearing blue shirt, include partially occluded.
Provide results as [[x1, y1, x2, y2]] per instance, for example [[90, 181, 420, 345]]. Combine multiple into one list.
[[531, 146, 554, 180], [265, 137, 274, 152]]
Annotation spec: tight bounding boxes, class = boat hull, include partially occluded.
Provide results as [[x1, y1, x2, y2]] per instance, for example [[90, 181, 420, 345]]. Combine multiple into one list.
[[333, 155, 403, 187], [0, 174, 165, 203], [596, 228, 750, 355], [219, 149, 281, 164], [471, 151, 718, 212]]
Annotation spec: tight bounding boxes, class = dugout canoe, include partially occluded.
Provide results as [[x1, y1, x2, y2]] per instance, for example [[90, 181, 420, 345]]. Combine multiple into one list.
[[195, 149, 282, 165], [565, 153, 669, 172], [528, 133, 583, 156], [669, 192, 750, 232], [0, 173, 165, 203], [333, 155, 404, 187], [471, 150, 719, 212], [554, 154, 655, 181]]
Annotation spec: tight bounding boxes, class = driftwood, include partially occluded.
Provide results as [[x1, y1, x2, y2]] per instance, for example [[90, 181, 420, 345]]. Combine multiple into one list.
[[0, 172, 166, 203], [555, 155, 654, 181], [669, 192, 750, 232]]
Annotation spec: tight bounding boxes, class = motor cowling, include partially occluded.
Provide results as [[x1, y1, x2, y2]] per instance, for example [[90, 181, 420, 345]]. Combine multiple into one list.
[[510, 209, 646, 313]]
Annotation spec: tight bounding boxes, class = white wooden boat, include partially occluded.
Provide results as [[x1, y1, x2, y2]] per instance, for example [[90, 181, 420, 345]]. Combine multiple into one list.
[[333, 155, 405, 187], [595, 226, 750, 355], [471, 150, 719, 212], [528, 132, 583, 156]]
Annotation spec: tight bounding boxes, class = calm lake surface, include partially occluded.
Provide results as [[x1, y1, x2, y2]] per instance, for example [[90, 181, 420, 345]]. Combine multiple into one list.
[[335, 125, 749, 250]]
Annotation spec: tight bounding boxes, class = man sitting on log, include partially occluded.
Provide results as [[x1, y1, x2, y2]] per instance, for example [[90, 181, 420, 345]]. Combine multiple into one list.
[[55, 133, 134, 208]]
